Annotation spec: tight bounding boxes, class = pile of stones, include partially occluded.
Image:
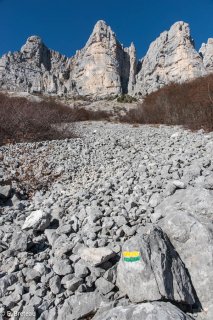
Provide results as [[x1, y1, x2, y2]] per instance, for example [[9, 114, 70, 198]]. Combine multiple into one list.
[[0, 122, 213, 320]]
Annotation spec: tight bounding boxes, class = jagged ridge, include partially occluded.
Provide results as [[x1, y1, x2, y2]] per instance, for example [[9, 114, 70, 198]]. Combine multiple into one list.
[[0, 20, 212, 98]]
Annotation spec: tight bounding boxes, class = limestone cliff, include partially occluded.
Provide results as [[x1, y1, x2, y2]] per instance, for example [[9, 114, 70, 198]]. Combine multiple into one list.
[[0, 20, 212, 98], [132, 22, 207, 97], [70, 20, 135, 97], [0, 36, 74, 95]]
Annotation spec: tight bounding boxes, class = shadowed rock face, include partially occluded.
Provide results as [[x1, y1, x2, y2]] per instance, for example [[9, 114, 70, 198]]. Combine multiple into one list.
[[0, 20, 212, 97], [20, 36, 51, 70], [199, 38, 213, 73]]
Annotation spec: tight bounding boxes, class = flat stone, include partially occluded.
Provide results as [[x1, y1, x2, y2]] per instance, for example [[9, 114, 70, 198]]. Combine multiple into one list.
[[80, 247, 116, 266]]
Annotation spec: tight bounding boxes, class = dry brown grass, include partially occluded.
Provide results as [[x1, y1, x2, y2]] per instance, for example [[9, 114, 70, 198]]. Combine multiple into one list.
[[121, 74, 213, 131]]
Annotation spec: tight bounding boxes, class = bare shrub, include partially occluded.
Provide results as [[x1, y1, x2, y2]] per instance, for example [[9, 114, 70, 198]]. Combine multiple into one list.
[[0, 93, 112, 146], [121, 74, 213, 131], [0, 93, 77, 145]]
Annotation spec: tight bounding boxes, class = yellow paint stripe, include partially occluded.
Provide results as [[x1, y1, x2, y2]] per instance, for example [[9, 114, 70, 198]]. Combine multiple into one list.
[[123, 251, 140, 258]]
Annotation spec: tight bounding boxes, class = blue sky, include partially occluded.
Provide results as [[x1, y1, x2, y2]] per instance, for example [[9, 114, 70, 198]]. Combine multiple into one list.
[[0, 0, 213, 59]]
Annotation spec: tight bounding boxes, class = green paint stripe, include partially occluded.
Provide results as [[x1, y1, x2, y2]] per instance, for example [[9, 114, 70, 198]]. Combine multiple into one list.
[[124, 256, 141, 262]]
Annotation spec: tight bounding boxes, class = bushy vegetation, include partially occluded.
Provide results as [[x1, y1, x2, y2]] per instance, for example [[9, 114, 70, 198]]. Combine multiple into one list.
[[121, 75, 213, 131], [0, 93, 110, 146]]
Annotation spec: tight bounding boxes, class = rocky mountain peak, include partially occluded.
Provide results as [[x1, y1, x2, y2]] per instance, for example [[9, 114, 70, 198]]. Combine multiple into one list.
[[0, 20, 212, 97], [20, 35, 51, 70], [20, 35, 45, 59], [21, 35, 44, 52], [93, 19, 111, 33], [85, 19, 118, 49], [132, 21, 206, 96], [71, 20, 129, 97]]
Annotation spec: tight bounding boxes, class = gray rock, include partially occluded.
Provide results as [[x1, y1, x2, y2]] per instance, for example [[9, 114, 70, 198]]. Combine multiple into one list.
[[49, 275, 61, 295], [80, 247, 116, 266], [152, 187, 213, 223], [95, 277, 115, 295], [56, 224, 73, 235], [65, 277, 83, 292], [19, 304, 36, 320], [158, 210, 213, 320], [22, 209, 51, 231], [53, 259, 73, 276], [25, 269, 40, 282], [117, 226, 195, 305], [172, 180, 186, 189], [45, 229, 59, 246], [74, 260, 89, 278], [39, 307, 58, 320], [33, 263, 47, 275], [122, 225, 136, 236], [0, 184, 11, 199], [203, 173, 213, 189], [0, 273, 17, 298], [113, 216, 127, 227], [103, 268, 117, 284], [52, 234, 73, 257], [57, 292, 103, 320], [149, 193, 162, 208], [2, 291, 21, 309], [92, 301, 193, 320], [10, 231, 28, 252]]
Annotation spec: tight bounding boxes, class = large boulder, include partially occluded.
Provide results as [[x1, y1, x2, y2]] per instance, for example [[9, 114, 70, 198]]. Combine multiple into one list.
[[151, 187, 213, 223], [117, 226, 195, 305], [92, 302, 193, 320], [156, 209, 213, 320]]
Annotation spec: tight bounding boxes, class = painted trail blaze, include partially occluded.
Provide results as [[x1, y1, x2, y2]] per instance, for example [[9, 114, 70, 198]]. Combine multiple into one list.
[[123, 251, 141, 262]]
